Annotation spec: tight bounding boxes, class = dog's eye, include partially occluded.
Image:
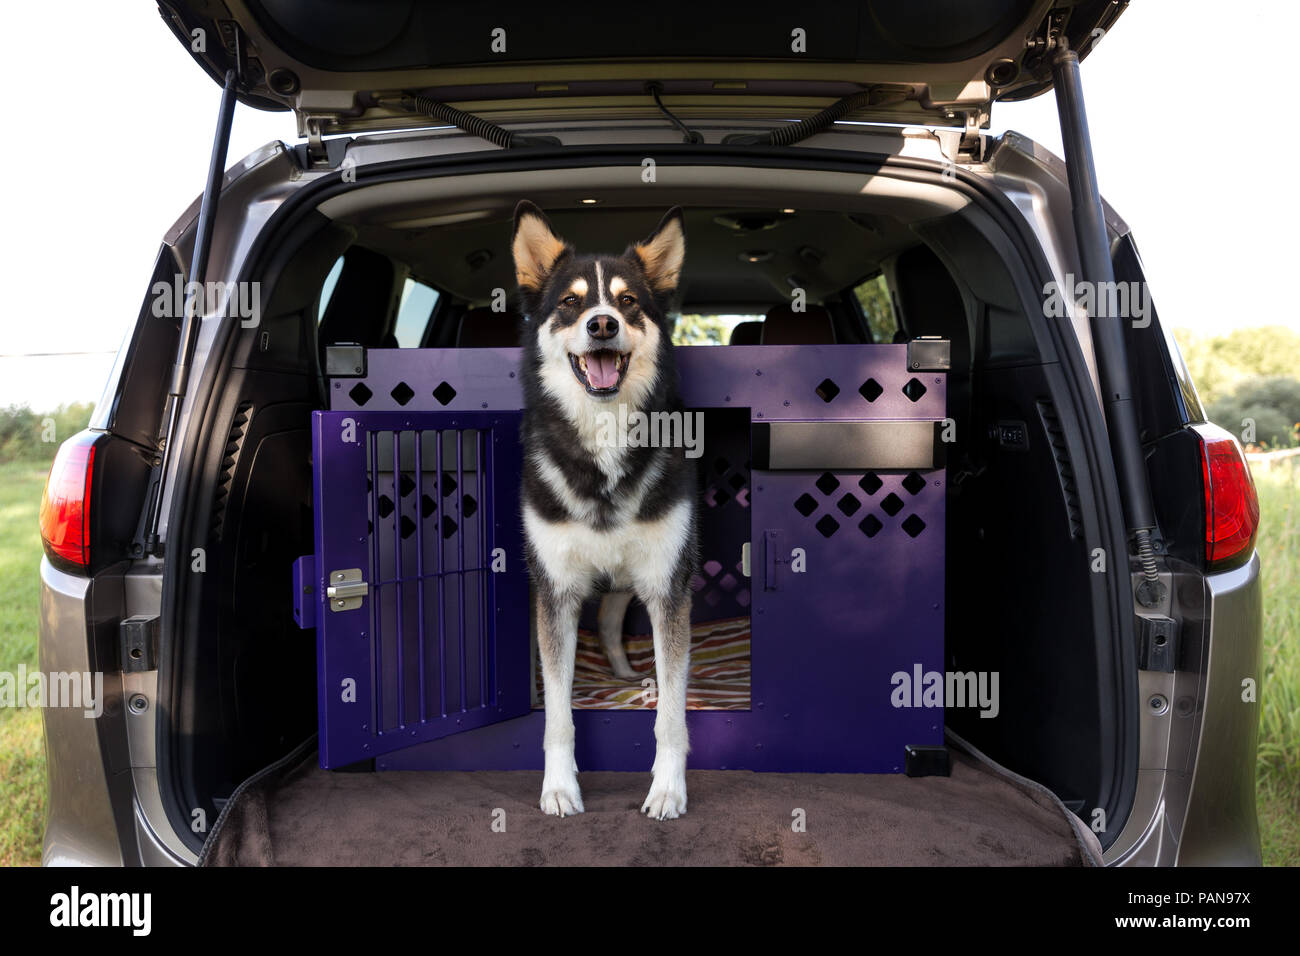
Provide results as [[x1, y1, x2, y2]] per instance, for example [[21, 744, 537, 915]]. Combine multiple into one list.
[[560, 294, 580, 308], [618, 293, 636, 307]]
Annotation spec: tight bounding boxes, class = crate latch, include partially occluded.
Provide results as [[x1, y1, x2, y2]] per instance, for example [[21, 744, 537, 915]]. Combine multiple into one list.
[[326, 568, 369, 612]]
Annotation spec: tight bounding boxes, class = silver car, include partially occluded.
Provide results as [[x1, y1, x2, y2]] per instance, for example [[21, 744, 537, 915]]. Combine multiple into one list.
[[39, 0, 1261, 866]]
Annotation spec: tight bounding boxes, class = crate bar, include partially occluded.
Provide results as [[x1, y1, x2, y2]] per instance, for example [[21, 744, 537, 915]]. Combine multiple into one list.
[[367, 429, 383, 736], [391, 430, 404, 728], [456, 430, 467, 711], [414, 429, 426, 724], [477, 429, 487, 706], [435, 430, 447, 717]]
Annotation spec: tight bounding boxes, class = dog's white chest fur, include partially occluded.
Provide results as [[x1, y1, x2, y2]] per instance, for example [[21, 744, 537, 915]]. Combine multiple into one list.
[[524, 495, 691, 600]]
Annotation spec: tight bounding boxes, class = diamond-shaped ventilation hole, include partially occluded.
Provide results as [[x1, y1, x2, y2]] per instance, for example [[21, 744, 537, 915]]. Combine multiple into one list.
[[816, 378, 840, 403], [859, 473, 883, 496], [399, 473, 415, 497], [859, 514, 883, 538], [432, 381, 457, 406], [703, 559, 723, 577], [704, 590, 721, 607], [859, 378, 883, 403], [837, 493, 861, 516], [902, 472, 927, 496], [902, 377, 927, 402], [348, 382, 373, 406], [714, 487, 732, 506], [815, 514, 840, 538], [718, 573, 737, 591], [902, 514, 927, 538], [713, 456, 729, 475], [728, 473, 746, 491], [815, 471, 840, 495], [689, 573, 706, 592], [399, 516, 417, 539], [880, 492, 904, 517], [421, 494, 436, 519], [794, 493, 818, 517], [441, 473, 457, 496], [377, 495, 394, 518], [736, 590, 752, 607], [462, 494, 477, 518], [440, 516, 458, 539], [390, 381, 415, 406]]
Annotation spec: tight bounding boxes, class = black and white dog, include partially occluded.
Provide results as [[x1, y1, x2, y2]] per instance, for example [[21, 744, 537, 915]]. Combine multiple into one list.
[[512, 201, 699, 820]]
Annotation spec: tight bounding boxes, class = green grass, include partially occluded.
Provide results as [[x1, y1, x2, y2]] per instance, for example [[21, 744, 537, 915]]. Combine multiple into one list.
[[1254, 464, 1300, 866], [0, 461, 52, 866], [0, 456, 1296, 866]]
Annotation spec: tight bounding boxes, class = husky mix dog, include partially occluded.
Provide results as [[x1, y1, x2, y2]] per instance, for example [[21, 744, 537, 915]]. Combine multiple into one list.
[[511, 201, 699, 820]]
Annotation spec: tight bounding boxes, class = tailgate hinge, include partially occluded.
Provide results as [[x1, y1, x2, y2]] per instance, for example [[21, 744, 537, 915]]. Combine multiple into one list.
[[957, 109, 988, 161]]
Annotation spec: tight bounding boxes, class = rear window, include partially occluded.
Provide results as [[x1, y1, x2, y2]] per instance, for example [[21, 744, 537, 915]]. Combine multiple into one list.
[[853, 275, 898, 343], [673, 314, 764, 346], [393, 278, 440, 347], [316, 256, 440, 347]]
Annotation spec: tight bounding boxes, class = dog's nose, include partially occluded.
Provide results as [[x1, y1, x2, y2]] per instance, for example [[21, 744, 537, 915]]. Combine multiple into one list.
[[586, 314, 619, 339]]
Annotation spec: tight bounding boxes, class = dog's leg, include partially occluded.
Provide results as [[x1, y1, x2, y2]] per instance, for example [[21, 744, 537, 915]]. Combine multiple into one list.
[[597, 590, 638, 680], [537, 590, 584, 817], [641, 597, 691, 820]]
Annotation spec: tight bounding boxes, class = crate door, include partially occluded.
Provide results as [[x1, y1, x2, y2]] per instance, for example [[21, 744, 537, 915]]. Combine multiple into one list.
[[312, 410, 529, 768]]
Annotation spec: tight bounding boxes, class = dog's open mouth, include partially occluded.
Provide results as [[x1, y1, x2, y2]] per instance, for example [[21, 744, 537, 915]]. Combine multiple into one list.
[[570, 350, 630, 395]]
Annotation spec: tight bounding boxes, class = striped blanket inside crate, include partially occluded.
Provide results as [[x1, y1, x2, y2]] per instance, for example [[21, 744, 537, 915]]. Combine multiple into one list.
[[534, 616, 751, 710]]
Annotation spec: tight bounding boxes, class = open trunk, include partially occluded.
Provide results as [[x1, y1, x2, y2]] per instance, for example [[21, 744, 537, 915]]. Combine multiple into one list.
[[199, 733, 1102, 866], [156, 139, 1138, 865]]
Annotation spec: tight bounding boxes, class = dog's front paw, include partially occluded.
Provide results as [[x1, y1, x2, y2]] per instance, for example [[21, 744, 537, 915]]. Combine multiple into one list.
[[540, 780, 584, 817], [610, 662, 639, 682], [641, 781, 687, 820]]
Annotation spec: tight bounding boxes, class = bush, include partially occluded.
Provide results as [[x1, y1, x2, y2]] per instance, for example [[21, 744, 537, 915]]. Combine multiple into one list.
[[0, 404, 95, 465], [1205, 377, 1300, 450], [1175, 325, 1300, 407]]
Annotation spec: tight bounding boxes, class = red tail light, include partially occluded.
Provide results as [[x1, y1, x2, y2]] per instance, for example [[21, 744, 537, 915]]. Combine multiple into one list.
[[39, 431, 99, 572], [1198, 424, 1260, 569]]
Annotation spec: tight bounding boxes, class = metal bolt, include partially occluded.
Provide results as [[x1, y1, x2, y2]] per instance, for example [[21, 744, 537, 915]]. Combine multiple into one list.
[[128, 694, 149, 715]]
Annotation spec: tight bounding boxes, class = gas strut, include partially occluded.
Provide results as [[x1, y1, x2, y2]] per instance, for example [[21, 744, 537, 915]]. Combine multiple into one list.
[[1050, 37, 1164, 606], [144, 65, 239, 555]]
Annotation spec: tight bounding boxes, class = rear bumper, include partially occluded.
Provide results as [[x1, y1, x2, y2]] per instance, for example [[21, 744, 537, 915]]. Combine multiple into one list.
[[38, 558, 124, 866], [1107, 551, 1263, 865], [1177, 551, 1264, 865]]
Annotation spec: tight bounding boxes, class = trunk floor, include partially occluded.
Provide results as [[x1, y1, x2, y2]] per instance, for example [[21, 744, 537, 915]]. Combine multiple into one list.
[[201, 745, 1101, 866]]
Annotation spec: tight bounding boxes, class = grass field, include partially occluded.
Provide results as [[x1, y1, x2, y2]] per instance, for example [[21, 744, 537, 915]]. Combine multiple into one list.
[[0, 462, 53, 866], [0, 459, 1296, 866], [1254, 462, 1300, 865]]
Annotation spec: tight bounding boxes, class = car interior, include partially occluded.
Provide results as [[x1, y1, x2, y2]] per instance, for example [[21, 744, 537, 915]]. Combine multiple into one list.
[[164, 173, 1130, 862]]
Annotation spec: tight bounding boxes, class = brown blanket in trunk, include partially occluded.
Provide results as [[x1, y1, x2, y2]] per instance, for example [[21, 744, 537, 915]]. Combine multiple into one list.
[[201, 742, 1102, 866]]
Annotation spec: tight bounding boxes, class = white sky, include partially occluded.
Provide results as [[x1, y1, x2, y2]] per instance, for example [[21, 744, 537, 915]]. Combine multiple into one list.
[[1, 1, 1295, 409]]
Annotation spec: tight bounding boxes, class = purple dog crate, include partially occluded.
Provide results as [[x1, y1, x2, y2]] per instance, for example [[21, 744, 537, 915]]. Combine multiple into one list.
[[294, 341, 948, 773]]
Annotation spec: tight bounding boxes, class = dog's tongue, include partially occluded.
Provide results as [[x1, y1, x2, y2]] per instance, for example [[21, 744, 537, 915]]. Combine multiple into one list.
[[587, 351, 619, 389]]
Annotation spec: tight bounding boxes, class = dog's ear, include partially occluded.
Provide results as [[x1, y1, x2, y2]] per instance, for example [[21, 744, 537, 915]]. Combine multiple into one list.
[[512, 200, 571, 296], [631, 207, 686, 295]]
